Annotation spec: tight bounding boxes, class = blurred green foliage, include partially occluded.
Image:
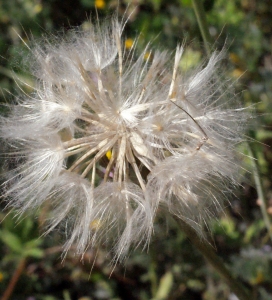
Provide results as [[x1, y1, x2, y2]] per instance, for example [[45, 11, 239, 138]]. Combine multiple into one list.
[[1, 0, 272, 299], [0, 212, 43, 259]]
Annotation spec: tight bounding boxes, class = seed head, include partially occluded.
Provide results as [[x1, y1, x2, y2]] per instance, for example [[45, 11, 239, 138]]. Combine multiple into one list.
[[1, 17, 250, 260]]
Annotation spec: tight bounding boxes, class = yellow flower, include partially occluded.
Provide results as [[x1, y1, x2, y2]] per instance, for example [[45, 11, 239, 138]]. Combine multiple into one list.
[[106, 149, 112, 160], [144, 51, 151, 60], [34, 3, 43, 13], [231, 68, 244, 78], [251, 269, 265, 285], [229, 53, 241, 64], [95, 0, 105, 9], [125, 38, 134, 49], [0, 272, 4, 282], [90, 219, 103, 230]]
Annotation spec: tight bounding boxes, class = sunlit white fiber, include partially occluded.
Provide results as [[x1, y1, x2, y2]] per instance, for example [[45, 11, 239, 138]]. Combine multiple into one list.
[[1, 16, 250, 260]]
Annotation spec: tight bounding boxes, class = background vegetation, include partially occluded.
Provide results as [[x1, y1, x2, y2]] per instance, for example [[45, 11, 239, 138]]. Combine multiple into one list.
[[0, 0, 272, 299]]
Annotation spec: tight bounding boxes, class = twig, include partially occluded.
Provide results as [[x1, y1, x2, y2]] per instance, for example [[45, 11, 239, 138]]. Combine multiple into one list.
[[1, 258, 27, 300]]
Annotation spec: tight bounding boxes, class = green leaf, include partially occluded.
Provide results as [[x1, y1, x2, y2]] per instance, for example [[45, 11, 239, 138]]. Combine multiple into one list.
[[22, 248, 44, 258], [0, 230, 23, 253], [244, 220, 265, 244], [25, 238, 43, 249], [154, 271, 173, 300], [150, 0, 162, 11]]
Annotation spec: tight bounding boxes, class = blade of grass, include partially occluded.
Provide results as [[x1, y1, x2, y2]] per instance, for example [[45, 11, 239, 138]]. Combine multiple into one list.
[[191, 0, 212, 55]]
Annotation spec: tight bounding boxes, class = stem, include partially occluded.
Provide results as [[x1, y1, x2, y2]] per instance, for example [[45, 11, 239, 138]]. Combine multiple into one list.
[[189, 1, 259, 297], [2, 258, 27, 300], [174, 217, 250, 300], [247, 141, 272, 241], [191, 0, 212, 55]]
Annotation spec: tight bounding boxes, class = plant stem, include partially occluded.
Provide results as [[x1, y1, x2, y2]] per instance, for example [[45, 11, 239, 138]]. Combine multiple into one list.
[[189, 0, 263, 297], [247, 141, 272, 241], [1, 257, 27, 300], [191, 0, 212, 55], [174, 217, 251, 300]]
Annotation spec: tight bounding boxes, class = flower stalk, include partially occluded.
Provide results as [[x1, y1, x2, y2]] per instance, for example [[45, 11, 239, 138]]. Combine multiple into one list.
[[247, 140, 272, 241], [174, 216, 251, 300], [191, 0, 271, 242], [191, 0, 212, 55]]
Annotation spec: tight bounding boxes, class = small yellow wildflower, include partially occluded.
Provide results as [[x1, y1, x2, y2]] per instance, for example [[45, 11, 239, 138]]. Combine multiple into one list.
[[250, 269, 265, 285], [144, 51, 151, 60], [106, 150, 112, 160], [95, 0, 106, 9], [34, 3, 42, 13], [90, 219, 102, 230], [231, 68, 244, 78], [0, 272, 4, 282], [125, 38, 134, 49], [229, 53, 241, 65]]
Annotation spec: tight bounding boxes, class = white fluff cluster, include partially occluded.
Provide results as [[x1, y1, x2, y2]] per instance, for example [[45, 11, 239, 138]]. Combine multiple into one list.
[[1, 17, 249, 259]]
